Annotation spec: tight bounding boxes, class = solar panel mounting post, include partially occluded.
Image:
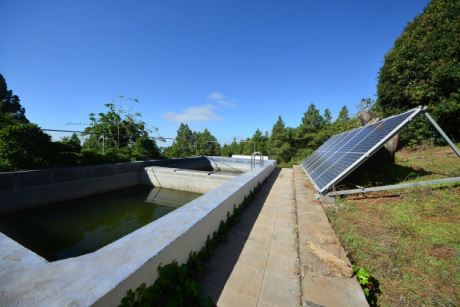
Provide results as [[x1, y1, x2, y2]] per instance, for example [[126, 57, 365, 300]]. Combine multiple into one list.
[[423, 111, 460, 158]]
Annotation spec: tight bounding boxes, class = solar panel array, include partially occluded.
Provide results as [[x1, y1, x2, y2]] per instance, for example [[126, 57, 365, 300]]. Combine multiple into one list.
[[301, 107, 423, 194]]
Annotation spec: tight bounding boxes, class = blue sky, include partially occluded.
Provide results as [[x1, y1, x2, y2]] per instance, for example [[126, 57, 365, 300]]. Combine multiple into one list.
[[1, 0, 429, 145]]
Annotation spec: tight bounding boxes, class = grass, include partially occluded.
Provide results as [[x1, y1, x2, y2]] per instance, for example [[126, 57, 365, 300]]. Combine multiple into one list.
[[339, 143, 460, 189], [397, 145, 460, 179], [325, 145, 460, 306]]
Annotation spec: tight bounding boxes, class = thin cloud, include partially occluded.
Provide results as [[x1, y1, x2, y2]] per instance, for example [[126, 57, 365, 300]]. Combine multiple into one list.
[[208, 92, 238, 108], [163, 104, 222, 122]]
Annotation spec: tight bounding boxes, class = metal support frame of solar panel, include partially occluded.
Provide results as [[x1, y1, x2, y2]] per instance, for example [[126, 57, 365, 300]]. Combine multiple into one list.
[[301, 107, 424, 194]]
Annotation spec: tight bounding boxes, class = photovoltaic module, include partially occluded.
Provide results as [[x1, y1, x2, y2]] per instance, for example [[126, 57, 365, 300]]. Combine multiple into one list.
[[301, 107, 424, 194]]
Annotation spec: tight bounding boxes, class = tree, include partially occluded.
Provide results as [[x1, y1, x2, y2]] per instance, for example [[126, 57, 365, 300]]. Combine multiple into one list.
[[168, 123, 195, 157], [293, 103, 323, 152], [336, 105, 350, 123], [323, 108, 332, 126], [0, 123, 55, 171], [300, 103, 323, 133], [229, 138, 240, 156], [194, 129, 220, 156], [83, 103, 149, 150], [59, 133, 82, 152], [268, 116, 292, 163], [0, 75, 57, 171], [131, 137, 161, 160], [80, 101, 162, 162], [251, 129, 269, 154], [0, 74, 27, 122], [358, 98, 375, 112], [376, 0, 460, 142]]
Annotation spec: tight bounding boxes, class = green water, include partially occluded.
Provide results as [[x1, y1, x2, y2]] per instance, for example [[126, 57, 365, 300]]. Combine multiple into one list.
[[0, 186, 201, 261]]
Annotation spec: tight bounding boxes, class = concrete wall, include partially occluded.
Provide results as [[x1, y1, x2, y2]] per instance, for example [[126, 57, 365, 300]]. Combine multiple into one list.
[[0, 160, 276, 307], [206, 156, 267, 172], [232, 154, 269, 160], [0, 157, 215, 214], [141, 167, 237, 194]]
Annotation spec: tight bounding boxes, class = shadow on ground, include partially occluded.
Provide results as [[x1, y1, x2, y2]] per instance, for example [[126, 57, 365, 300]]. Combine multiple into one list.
[[199, 168, 281, 303], [340, 162, 432, 189]]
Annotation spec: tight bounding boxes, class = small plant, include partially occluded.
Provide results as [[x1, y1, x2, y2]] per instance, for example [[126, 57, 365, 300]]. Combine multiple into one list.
[[354, 266, 381, 306]]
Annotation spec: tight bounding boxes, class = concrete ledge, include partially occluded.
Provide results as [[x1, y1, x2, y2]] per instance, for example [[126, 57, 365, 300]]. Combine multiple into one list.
[[206, 156, 265, 172], [293, 166, 368, 307], [141, 167, 237, 194], [0, 160, 276, 307], [0, 172, 140, 214]]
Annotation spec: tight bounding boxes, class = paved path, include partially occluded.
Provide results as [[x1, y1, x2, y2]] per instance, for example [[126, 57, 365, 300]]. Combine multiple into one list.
[[201, 167, 367, 307]]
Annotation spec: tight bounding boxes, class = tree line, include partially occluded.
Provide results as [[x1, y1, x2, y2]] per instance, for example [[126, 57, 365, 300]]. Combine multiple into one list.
[[163, 104, 359, 167]]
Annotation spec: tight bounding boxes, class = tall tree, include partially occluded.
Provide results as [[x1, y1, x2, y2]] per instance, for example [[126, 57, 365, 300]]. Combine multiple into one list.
[[252, 129, 269, 154], [82, 103, 161, 160], [169, 123, 194, 157], [229, 138, 240, 155], [300, 103, 323, 133], [323, 108, 332, 126], [195, 129, 220, 156], [336, 105, 350, 123], [376, 0, 460, 141], [83, 103, 150, 149], [0, 74, 27, 123], [269, 116, 292, 163], [0, 123, 55, 171]]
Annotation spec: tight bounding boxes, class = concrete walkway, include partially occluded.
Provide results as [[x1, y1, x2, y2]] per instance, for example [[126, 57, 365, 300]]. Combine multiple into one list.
[[293, 166, 368, 307], [201, 167, 367, 307]]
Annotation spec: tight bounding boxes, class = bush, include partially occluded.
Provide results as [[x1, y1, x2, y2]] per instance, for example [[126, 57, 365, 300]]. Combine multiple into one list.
[[376, 0, 460, 142], [0, 123, 55, 171], [131, 137, 161, 160]]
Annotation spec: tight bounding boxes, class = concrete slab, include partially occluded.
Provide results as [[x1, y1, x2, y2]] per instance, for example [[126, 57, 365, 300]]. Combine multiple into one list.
[[201, 168, 301, 307], [258, 272, 300, 307], [201, 166, 368, 307]]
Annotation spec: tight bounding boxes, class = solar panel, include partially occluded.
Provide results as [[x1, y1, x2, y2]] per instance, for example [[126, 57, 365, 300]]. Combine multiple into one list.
[[301, 107, 423, 194]]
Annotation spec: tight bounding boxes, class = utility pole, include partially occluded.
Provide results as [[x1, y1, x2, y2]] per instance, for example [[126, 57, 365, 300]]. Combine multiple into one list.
[[117, 120, 120, 148]]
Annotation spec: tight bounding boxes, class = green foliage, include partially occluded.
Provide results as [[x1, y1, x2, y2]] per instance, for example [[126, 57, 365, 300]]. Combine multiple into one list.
[[0, 74, 27, 122], [53, 134, 82, 166], [376, 0, 460, 142], [83, 103, 152, 150], [353, 266, 381, 306], [166, 125, 221, 157], [120, 183, 263, 307], [336, 105, 350, 123], [323, 108, 332, 125], [194, 129, 220, 156], [0, 123, 56, 171], [301, 103, 323, 132], [131, 137, 161, 160], [166, 123, 195, 157], [219, 102, 359, 166], [0, 77, 161, 171], [268, 116, 293, 163]]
